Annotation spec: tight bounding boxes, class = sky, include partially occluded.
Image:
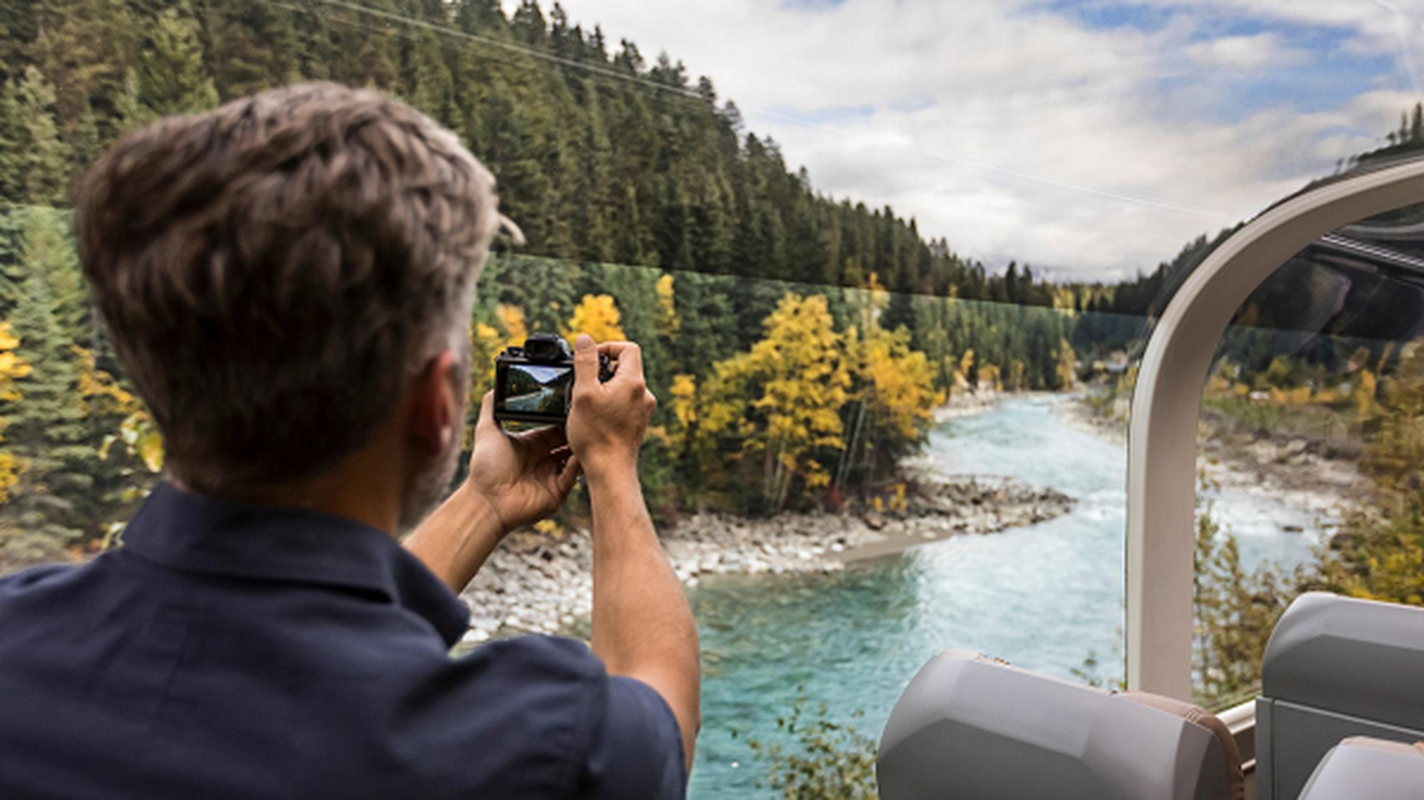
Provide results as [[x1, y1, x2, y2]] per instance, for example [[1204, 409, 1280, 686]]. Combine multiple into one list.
[[543, 0, 1424, 282]]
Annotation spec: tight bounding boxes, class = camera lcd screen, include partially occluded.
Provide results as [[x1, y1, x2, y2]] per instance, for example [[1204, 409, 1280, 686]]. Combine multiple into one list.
[[497, 363, 573, 417]]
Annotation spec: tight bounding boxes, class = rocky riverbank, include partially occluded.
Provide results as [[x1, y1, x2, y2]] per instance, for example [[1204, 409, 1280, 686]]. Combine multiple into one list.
[[1060, 391, 1367, 520], [458, 477, 1075, 644]]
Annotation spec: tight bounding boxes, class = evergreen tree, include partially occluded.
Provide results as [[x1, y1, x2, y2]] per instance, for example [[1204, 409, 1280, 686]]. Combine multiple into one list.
[[34, 0, 135, 123], [112, 69, 157, 135], [20, 207, 86, 345], [1, 270, 92, 560], [138, 4, 220, 117], [0, 0, 38, 87], [2, 67, 70, 206], [0, 88, 20, 204]]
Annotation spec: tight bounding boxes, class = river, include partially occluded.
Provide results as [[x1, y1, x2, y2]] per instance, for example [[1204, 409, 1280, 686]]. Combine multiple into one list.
[[686, 394, 1327, 798]]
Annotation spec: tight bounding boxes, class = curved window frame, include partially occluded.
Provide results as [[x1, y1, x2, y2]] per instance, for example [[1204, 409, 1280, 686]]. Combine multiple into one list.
[[1125, 156, 1424, 700]]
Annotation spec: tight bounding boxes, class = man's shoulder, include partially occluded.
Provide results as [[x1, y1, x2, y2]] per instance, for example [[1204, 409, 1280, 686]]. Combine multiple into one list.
[[460, 633, 605, 678], [435, 634, 686, 797], [436, 634, 608, 721], [0, 562, 82, 591], [0, 560, 108, 614]]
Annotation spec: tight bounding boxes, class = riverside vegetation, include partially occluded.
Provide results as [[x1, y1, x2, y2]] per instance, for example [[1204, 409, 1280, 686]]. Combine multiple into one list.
[[5, 2, 1424, 797]]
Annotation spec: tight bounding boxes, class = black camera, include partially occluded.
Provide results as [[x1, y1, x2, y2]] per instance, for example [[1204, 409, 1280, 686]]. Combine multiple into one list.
[[493, 333, 614, 426]]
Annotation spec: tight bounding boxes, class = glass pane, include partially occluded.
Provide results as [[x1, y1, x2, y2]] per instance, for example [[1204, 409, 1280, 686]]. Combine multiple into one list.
[[1193, 200, 1424, 710], [7, 0, 1424, 797], [467, 258, 1145, 796]]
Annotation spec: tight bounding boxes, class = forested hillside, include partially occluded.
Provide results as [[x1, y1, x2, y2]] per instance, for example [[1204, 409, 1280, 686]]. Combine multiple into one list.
[[0, 0, 1107, 571], [0, 0, 1061, 304], [2, 0, 1422, 576]]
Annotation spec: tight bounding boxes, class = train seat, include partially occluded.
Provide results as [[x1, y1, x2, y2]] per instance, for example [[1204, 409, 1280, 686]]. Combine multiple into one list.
[[876, 650, 1242, 800]]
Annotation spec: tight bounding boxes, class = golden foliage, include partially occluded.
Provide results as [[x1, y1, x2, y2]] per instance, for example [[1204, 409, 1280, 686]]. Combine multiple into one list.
[[957, 349, 976, 388], [656, 274, 680, 335], [74, 346, 165, 475], [977, 363, 1001, 392], [0, 450, 22, 505], [468, 303, 531, 423], [665, 373, 697, 456], [698, 294, 850, 506], [1356, 369, 1378, 420], [495, 304, 527, 348], [74, 346, 140, 417], [1055, 338, 1077, 389], [564, 294, 625, 344], [109, 412, 164, 473], [0, 323, 31, 404], [859, 327, 939, 440], [0, 321, 30, 501]]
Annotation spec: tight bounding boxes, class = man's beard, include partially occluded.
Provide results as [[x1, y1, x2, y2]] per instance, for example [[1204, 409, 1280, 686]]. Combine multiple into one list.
[[397, 344, 470, 533]]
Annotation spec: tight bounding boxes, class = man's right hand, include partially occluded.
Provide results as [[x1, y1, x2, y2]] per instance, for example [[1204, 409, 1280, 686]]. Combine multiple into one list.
[[569, 333, 700, 772], [568, 335, 657, 481]]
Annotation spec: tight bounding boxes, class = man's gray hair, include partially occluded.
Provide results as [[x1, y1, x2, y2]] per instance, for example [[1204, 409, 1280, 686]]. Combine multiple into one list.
[[77, 83, 502, 493]]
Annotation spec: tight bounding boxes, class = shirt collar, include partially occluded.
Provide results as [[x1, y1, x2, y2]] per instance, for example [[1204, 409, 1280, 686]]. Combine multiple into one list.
[[120, 482, 470, 646]]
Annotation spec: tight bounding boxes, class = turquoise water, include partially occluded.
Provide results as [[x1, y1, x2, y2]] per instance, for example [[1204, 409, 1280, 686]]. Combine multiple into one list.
[[686, 395, 1324, 798]]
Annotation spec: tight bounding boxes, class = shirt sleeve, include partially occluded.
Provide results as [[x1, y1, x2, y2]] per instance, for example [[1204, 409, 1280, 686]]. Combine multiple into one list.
[[580, 674, 687, 799]]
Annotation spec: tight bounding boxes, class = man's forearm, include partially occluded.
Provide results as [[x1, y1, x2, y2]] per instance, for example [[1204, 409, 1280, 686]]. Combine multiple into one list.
[[587, 465, 701, 769], [403, 484, 506, 593]]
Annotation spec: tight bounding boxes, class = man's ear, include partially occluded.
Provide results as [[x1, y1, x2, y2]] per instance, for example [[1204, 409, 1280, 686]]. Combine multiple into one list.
[[407, 349, 460, 459]]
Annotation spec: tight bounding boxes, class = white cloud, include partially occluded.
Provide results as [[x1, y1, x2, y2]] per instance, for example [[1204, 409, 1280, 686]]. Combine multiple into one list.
[[547, 0, 1423, 280], [1184, 33, 1308, 71]]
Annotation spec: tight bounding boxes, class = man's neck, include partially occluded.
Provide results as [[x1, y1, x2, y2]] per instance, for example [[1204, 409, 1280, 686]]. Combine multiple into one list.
[[176, 443, 406, 537]]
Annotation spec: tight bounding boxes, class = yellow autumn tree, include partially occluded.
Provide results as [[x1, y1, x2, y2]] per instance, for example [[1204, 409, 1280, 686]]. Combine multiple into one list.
[[977, 363, 1002, 392], [496, 304, 528, 349], [468, 321, 504, 411], [76, 346, 164, 477], [1356, 369, 1378, 421], [656, 274, 681, 336], [955, 349, 976, 391], [1054, 338, 1078, 390], [861, 328, 939, 441], [564, 294, 625, 344], [698, 293, 850, 509], [837, 317, 940, 490], [0, 323, 31, 504], [665, 374, 697, 456], [466, 303, 531, 435]]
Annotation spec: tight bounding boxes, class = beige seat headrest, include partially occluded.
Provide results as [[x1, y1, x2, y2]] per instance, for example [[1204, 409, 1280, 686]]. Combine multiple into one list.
[[1119, 691, 1246, 800]]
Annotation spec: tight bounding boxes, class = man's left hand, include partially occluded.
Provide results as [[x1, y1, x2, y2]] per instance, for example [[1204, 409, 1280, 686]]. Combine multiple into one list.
[[465, 391, 582, 535]]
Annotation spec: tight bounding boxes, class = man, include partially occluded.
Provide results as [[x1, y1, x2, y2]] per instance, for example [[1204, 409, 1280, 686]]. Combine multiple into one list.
[[0, 84, 699, 798]]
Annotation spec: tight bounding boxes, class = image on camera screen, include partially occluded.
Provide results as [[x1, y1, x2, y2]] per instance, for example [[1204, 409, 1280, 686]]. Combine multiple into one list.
[[500, 363, 573, 415]]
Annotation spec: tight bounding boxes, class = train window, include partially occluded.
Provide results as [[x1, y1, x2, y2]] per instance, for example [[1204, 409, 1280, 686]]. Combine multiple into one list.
[[1192, 198, 1424, 711], [3, 1, 1424, 798]]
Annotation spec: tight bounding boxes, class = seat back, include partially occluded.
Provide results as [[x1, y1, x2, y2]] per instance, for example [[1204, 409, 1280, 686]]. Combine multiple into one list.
[[1256, 593, 1424, 800], [877, 651, 1242, 800], [1297, 737, 1424, 800]]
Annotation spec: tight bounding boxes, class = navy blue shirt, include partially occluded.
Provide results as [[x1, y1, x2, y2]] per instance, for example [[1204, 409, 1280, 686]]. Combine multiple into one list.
[[0, 483, 685, 798]]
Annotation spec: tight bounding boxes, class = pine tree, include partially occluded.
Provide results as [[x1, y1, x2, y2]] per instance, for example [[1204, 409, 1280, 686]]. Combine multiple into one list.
[[138, 4, 220, 117], [112, 69, 157, 135], [21, 207, 87, 345], [206, 0, 302, 99], [0, 205, 25, 310], [34, 0, 135, 123], [1, 67, 70, 206], [410, 31, 457, 128], [454, 0, 508, 33], [0, 0, 38, 87], [0, 83, 19, 202], [67, 99, 104, 177]]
